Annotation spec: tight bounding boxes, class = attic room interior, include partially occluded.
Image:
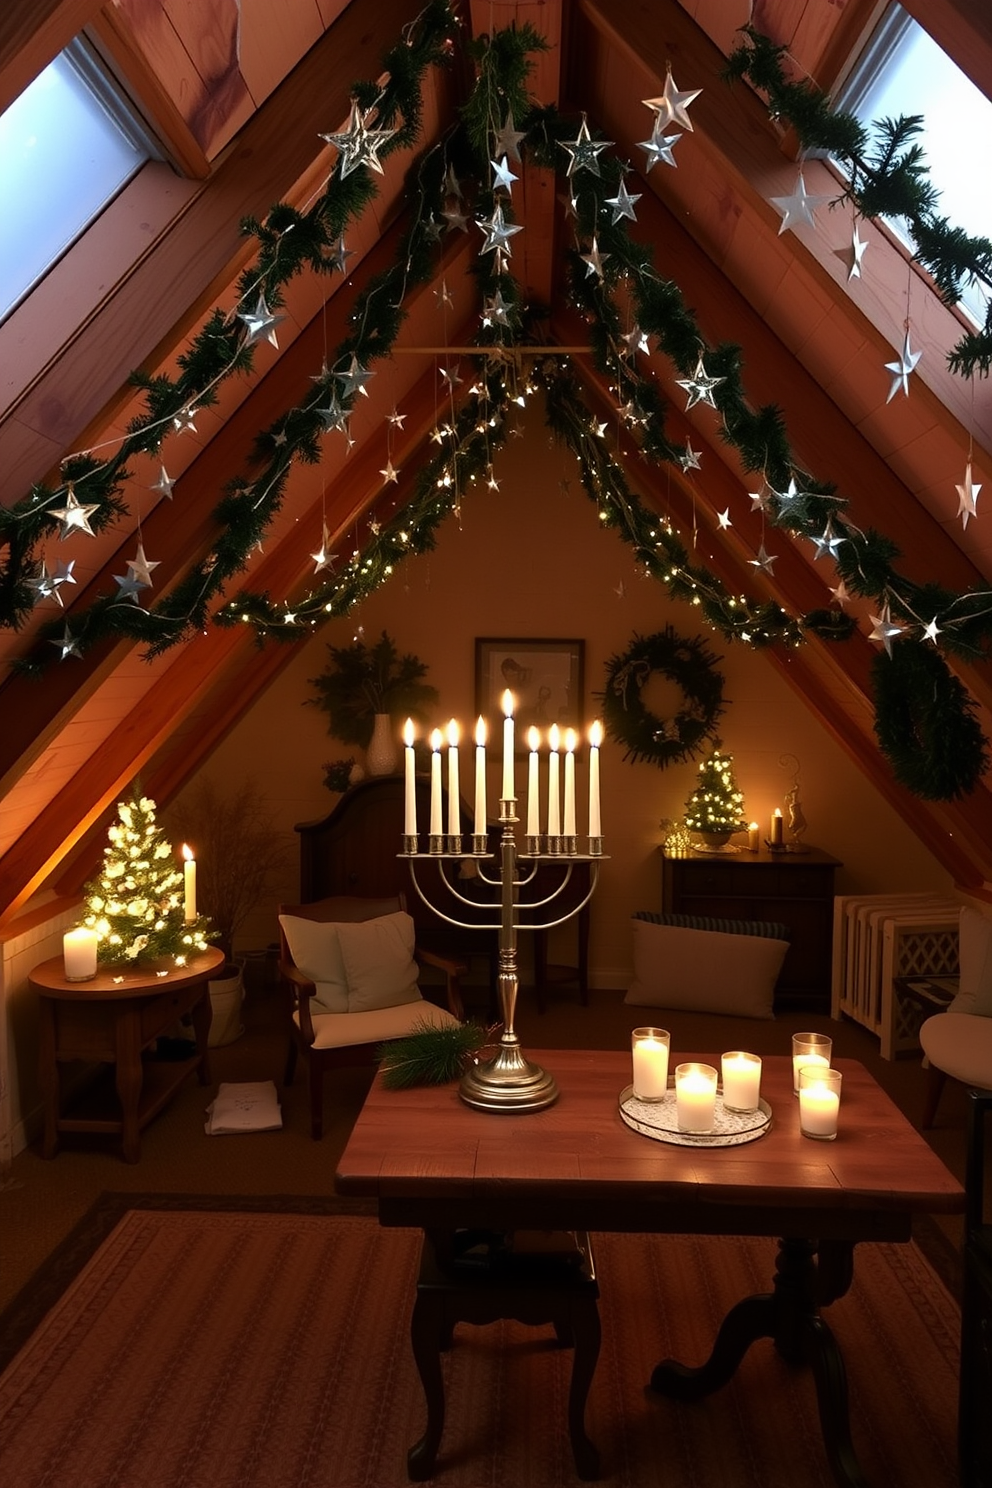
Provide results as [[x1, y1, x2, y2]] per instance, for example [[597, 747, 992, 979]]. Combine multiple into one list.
[[2, 1, 992, 1484]]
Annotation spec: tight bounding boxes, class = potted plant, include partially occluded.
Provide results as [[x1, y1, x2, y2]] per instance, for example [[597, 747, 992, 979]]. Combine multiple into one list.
[[307, 629, 437, 776]]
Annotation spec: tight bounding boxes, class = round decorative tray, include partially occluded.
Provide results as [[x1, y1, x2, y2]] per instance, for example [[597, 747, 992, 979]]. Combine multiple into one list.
[[619, 1084, 773, 1147]]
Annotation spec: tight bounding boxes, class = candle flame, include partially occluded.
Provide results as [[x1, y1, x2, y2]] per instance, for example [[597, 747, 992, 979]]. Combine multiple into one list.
[[430, 728, 443, 751], [475, 715, 487, 747], [446, 718, 459, 747], [501, 689, 514, 718], [549, 723, 560, 751], [589, 720, 603, 748], [564, 727, 577, 753], [403, 717, 415, 747], [182, 843, 194, 862], [527, 726, 540, 752]]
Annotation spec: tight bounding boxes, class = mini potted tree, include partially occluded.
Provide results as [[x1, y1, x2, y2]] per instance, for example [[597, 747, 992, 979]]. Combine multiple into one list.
[[307, 629, 437, 776]]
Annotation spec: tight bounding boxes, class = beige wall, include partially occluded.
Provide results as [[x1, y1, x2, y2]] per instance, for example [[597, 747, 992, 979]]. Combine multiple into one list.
[[184, 397, 953, 978]]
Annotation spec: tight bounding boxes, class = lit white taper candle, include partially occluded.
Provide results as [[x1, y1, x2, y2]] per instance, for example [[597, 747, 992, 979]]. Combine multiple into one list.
[[563, 728, 577, 836], [588, 720, 602, 838], [182, 844, 196, 922], [474, 716, 487, 837], [547, 723, 561, 836], [526, 726, 541, 837], [501, 689, 515, 800], [446, 719, 460, 836], [403, 718, 417, 836], [429, 729, 443, 836]]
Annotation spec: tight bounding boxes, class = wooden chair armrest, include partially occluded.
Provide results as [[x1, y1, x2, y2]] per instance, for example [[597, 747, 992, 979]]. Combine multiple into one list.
[[416, 947, 467, 978], [416, 947, 467, 1023], [280, 959, 317, 1042]]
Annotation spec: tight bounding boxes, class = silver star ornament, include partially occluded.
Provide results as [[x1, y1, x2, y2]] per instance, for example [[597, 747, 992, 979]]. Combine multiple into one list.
[[770, 171, 832, 235], [638, 123, 681, 172], [320, 99, 395, 178], [869, 604, 906, 657], [674, 355, 723, 410], [605, 178, 640, 224], [49, 486, 99, 540], [885, 329, 922, 403], [560, 116, 613, 178], [956, 461, 982, 529], [477, 204, 524, 257], [238, 292, 285, 348], [643, 72, 701, 132]]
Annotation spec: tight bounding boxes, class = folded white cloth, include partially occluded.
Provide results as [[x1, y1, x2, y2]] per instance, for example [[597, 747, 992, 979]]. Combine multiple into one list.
[[205, 1080, 282, 1135]]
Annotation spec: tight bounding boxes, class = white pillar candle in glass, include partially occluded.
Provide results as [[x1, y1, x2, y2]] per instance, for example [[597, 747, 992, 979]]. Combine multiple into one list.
[[792, 1032, 832, 1093], [403, 718, 417, 836], [631, 1027, 670, 1101], [182, 844, 196, 922], [770, 807, 784, 846], [799, 1066, 842, 1140], [675, 1062, 719, 1133], [63, 927, 98, 980], [588, 721, 602, 837], [526, 727, 541, 837], [446, 719, 460, 836], [721, 1051, 762, 1112], [501, 689, 515, 801], [547, 724, 561, 836], [563, 729, 577, 836], [474, 716, 487, 837], [429, 729, 443, 836]]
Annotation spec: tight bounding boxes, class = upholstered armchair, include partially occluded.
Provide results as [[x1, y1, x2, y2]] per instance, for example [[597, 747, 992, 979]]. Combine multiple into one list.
[[919, 905, 992, 1128], [278, 894, 465, 1138]]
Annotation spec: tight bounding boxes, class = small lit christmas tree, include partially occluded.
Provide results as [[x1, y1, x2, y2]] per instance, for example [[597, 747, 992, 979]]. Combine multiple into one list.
[[81, 790, 214, 965], [684, 743, 747, 839]]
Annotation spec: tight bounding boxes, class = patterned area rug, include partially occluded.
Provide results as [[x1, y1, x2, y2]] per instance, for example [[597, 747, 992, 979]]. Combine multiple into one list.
[[0, 1199, 961, 1488]]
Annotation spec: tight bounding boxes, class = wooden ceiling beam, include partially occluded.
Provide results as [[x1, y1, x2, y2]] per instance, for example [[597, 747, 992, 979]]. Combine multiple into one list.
[[0, 0, 102, 111]]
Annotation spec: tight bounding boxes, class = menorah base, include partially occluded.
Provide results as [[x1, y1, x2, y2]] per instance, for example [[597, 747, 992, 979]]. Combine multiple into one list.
[[459, 1044, 560, 1113]]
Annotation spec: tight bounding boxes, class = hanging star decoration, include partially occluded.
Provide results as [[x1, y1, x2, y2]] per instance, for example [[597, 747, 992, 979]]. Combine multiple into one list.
[[491, 155, 518, 194], [50, 624, 81, 659], [869, 603, 906, 657], [318, 396, 351, 435], [113, 567, 148, 602], [772, 476, 805, 509], [493, 111, 526, 161], [442, 203, 469, 232], [328, 235, 354, 273], [126, 542, 160, 588], [830, 578, 852, 608], [335, 355, 374, 399], [560, 115, 613, 178], [885, 328, 922, 403], [749, 484, 770, 512], [922, 617, 941, 643], [440, 363, 461, 389], [643, 71, 702, 132], [674, 354, 724, 410], [312, 525, 337, 574], [848, 221, 868, 282], [811, 521, 845, 561], [434, 279, 453, 309], [604, 177, 640, 224], [320, 98, 395, 177], [679, 440, 701, 472], [387, 408, 406, 429], [172, 406, 198, 435], [27, 563, 58, 605], [770, 171, 832, 235], [49, 485, 99, 540], [151, 466, 175, 500], [482, 290, 513, 328], [476, 203, 523, 256], [716, 509, 732, 530], [749, 543, 777, 574], [638, 123, 681, 172], [581, 236, 610, 280], [622, 323, 650, 356], [955, 461, 982, 529], [380, 460, 400, 484], [237, 292, 285, 348]]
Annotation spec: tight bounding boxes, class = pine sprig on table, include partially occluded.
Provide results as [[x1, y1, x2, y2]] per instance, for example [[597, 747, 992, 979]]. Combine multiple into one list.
[[377, 1020, 496, 1089]]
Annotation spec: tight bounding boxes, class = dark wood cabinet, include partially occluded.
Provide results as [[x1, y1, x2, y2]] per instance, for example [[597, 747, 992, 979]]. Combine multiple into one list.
[[660, 846, 840, 1013]]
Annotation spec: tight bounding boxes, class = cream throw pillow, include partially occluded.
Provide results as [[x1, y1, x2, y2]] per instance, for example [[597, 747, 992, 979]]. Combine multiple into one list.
[[336, 912, 422, 1013], [278, 914, 349, 1012], [948, 905, 992, 1016], [625, 917, 787, 1019]]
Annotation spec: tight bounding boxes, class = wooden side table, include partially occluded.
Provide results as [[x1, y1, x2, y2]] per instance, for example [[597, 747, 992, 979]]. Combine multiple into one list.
[[30, 947, 223, 1162], [660, 845, 841, 1013]]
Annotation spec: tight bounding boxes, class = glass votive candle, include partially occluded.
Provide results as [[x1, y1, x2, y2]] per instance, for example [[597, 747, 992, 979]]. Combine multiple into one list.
[[792, 1032, 832, 1093], [631, 1027, 670, 1101], [798, 1066, 842, 1140], [63, 927, 98, 981], [675, 1062, 718, 1133], [721, 1051, 762, 1112]]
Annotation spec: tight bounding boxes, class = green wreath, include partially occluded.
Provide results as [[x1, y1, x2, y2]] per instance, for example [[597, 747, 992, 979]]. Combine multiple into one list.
[[600, 628, 726, 767], [872, 645, 989, 801]]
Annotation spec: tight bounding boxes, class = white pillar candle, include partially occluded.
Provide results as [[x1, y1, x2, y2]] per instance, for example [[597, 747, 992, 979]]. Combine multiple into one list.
[[721, 1051, 762, 1112], [474, 716, 487, 837], [63, 927, 98, 980], [526, 726, 541, 837], [748, 821, 760, 852], [631, 1027, 670, 1101], [791, 1032, 832, 1093], [770, 807, 784, 846], [675, 1062, 718, 1133], [547, 724, 561, 836], [563, 728, 577, 836], [446, 719, 460, 836], [793, 1051, 829, 1092], [501, 689, 515, 801], [403, 718, 417, 836], [429, 729, 443, 835], [588, 721, 602, 838], [799, 1068, 842, 1140], [182, 844, 196, 922]]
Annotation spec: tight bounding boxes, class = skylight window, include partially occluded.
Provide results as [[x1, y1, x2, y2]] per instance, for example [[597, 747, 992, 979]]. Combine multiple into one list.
[[837, 5, 992, 326], [0, 40, 155, 322]]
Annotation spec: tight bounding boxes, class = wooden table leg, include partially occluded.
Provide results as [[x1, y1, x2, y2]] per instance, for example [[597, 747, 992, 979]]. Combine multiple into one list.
[[407, 1289, 446, 1480], [115, 1005, 143, 1164], [650, 1237, 868, 1488]]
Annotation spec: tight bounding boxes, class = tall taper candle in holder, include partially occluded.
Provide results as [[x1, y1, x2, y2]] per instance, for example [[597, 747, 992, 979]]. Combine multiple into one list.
[[401, 699, 606, 1113]]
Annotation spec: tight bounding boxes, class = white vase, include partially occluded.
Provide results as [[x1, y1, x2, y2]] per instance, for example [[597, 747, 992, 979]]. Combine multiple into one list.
[[365, 713, 399, 776], [208, 961, 245, 1047]]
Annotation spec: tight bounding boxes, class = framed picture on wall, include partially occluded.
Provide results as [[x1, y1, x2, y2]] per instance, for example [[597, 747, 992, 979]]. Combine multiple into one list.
[[475, 637, 584, 746]]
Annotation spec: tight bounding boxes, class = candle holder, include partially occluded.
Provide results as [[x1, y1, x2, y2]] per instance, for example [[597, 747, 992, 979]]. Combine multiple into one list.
[[401, 796, 606, 1113], [429, 834, 444, 856]]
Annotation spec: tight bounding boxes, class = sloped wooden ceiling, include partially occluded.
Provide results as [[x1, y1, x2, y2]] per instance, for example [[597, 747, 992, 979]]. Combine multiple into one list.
[[1, 0, 991, 926]]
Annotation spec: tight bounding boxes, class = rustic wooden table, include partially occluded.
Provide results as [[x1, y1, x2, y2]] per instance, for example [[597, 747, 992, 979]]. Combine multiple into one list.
[[337, 1049, 964, 1488]]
